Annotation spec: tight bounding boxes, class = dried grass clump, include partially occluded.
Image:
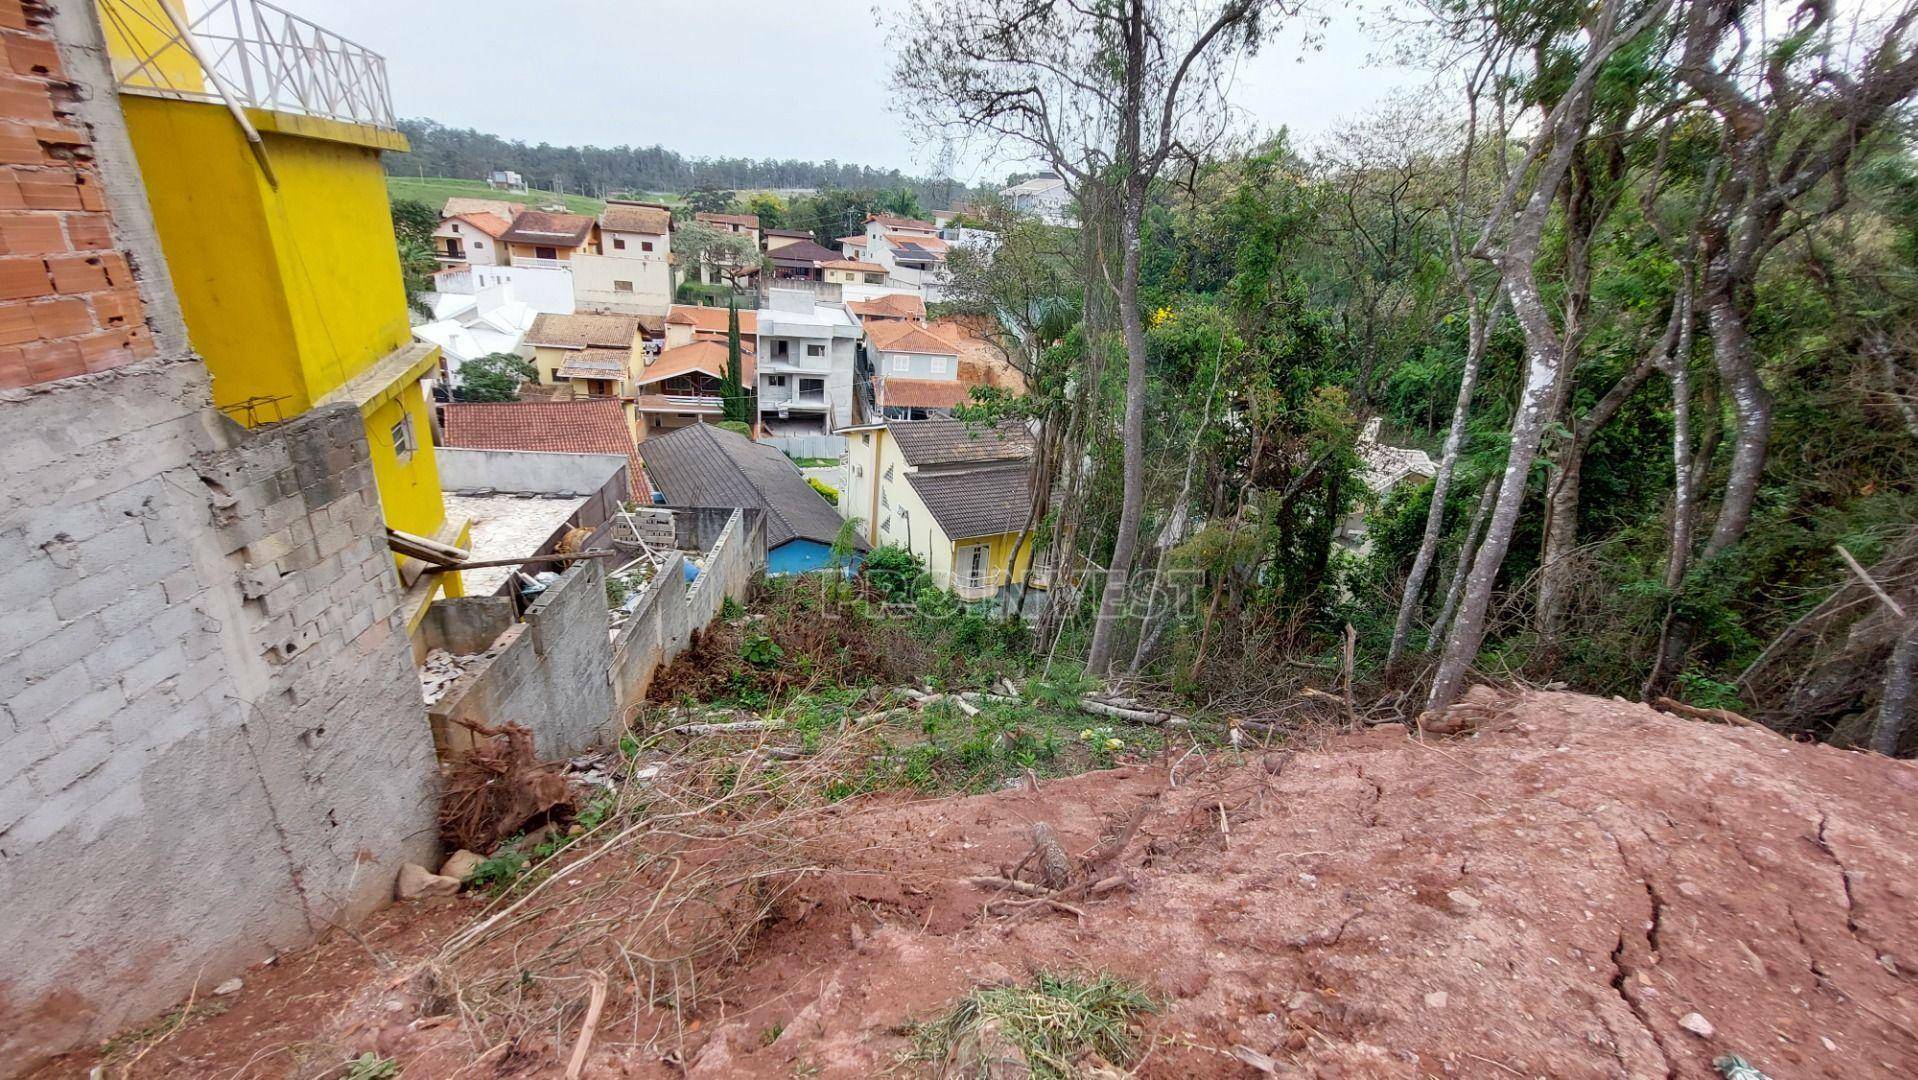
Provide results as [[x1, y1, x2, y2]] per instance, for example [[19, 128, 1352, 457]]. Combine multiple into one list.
[[905, 972, 1156, 1079]]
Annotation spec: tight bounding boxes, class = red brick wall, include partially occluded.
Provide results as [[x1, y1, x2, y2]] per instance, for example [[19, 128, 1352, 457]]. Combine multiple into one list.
[[0, 0, 153, 390]]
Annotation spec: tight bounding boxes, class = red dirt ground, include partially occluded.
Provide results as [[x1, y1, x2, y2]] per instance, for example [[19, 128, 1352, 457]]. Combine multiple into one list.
[[35, 689, 1918, 1078]]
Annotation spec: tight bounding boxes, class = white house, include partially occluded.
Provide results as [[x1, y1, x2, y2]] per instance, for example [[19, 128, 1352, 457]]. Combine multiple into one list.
[[432, 211, 511, 267], [756, 289, 860, 435], [1001, 176, 1073, 225], [572, 200, 673, 316], [413, 280, 540, 386], [487, 169, 527, 192]]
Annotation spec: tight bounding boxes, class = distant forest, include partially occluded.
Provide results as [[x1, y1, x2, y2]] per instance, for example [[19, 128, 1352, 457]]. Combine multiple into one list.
[[385, 118, 994, 206]]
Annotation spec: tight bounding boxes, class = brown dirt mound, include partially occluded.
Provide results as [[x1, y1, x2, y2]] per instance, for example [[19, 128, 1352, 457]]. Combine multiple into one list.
[[40, 691, 1918, 1078]]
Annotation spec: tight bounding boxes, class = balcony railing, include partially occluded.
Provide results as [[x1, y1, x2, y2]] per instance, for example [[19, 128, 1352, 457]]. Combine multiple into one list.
[[100, 0, 396, 129], [509, 256, 570, 272]]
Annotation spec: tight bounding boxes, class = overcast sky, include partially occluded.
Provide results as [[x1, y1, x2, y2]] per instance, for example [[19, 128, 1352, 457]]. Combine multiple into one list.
[[297, 0, 1427, 184]]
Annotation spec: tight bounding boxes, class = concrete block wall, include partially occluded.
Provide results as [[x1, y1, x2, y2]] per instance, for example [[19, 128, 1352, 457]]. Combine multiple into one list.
[[428, 557, 618, 759], [0, 367, 442, 1071], [612, 509, 766, 715]]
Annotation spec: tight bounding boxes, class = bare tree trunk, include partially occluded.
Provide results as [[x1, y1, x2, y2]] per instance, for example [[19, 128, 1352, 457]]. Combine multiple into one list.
[[1085, 181, 1150, 673], [1870, 617, 1918, 756], [1432, 475, 1498, 644], [1387, 293, 1500, 669], [1700, 270, 1771, 560]]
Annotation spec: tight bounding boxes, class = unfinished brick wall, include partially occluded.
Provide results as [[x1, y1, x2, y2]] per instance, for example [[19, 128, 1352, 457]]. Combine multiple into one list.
[[0, 5, 441, 1073], [0, 0, 155, 388]]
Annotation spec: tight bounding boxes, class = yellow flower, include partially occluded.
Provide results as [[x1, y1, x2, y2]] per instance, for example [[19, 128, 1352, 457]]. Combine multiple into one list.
[[1105, 738, 1124, 750], [1149, 306, 1174, 327]]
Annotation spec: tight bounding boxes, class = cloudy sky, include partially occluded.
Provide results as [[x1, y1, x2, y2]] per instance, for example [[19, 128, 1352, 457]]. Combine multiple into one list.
[[297, 0, 1427, 183]]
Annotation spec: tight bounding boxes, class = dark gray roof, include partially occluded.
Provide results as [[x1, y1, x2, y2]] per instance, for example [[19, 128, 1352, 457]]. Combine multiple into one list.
[[906, 464, 1033, 540], [888, 418, 1033, 468], [640, 424, 863, 550], [765, 240, 844, 266]]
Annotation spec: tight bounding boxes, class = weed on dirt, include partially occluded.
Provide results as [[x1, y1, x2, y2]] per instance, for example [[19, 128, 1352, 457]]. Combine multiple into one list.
[[903, 972, 1157, 1078]]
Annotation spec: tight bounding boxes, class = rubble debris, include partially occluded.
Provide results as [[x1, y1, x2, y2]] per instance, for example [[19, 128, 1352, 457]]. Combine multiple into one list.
[[1681, 1011, 1716, 1038], [418, 648, 484, 706], [438, 850, 485, 883], [395, 863, 460, 901], [212, 979, 242, 997]]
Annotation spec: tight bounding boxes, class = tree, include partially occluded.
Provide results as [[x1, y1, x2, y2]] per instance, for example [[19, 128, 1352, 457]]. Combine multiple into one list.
[[745, 192, 787, 230], [722, 298, 755, 425], [455, 352, 536, 402], [686, 187, 737, 215], [894, 0, 1298, 673], [391, 198, 438, 246], [674, 219, 763, 290]]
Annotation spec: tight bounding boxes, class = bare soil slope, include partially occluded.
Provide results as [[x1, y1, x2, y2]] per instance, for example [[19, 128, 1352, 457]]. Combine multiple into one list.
[[50, 690, 1918, 1078]]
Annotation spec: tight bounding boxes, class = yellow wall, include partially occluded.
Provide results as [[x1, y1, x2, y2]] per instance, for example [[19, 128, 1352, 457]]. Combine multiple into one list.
[[844, 427, 1042, 596], [120, 96, 412, 415], [363, 384, 445, 542], [97, 0, 204, 93], [507, 242, 580, 262]]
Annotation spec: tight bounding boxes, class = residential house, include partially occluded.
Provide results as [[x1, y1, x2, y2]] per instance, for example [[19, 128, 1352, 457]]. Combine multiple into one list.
[[441, 398, 647, 498], [1339, 418, 1439, 555], [641, 423, 864, 574], [864, 212, 940, 239], [108, 2, 469, 626], [825, 259, 888, 286], [573, 199, 673, 315], [756, 288, 860, 434], [846, 292, 927, 324], [840, 419, 1044, 602], [432, 211, 511, 266], [413, 281, 539, 383], [864, 320, 968, 419], [859, 230, 952, 300], [631, 338, 753, 439], [665, 302, 758, 349], [499, 210, 596, 265], [763, 227, 813, 252], [836, 233, 875, 262], [765, 239, 844, 283], [1002, 175, 1073, 225], [487, 168, 527, 191], [525, 312, 643, 400]]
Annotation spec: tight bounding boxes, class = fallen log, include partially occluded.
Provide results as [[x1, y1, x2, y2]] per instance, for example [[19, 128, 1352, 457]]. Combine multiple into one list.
[[660, 719, 780, 737], [1652, 696, 1778, 735], [1078, 698, 1189, 728]]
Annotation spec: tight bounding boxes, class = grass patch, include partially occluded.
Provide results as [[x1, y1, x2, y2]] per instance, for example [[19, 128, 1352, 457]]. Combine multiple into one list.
[[789, 456, 841, 469], [98, 998, 231, 1064], [904, 972, 1156, 1078], [386, 175, 609, 215]]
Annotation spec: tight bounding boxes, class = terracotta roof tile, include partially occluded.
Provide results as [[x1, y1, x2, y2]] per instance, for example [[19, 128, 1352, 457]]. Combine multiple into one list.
[[447, 211, 512, 238], [500, 210, 595, 248], [599, 200, 671, 234], [867, 320, 960, 355], [825, 259, 885, 272], [554, 348, 630, 380], [868, 213, 938, 231], [695, 212, 760, 229], [666, 304, 757, 335], [441, 399, 645, 498], [888, 417, 1033, 467], [847, 293, 926, 321], [636, 339, 755, 387], [878, 377, 972, 410], [527, 312, 640, 349]]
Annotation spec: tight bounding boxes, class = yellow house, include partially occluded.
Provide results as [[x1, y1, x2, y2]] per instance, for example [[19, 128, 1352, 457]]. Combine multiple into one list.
[[525, 311, 644, 401], [100, 0, 466, 628], [840, 418, 1047, 602]]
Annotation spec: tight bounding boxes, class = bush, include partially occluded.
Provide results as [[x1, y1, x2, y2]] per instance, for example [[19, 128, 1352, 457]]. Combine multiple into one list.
[[807, 476, 839, 505], [862, 544, 928, 601], [716, 420, 752, 437]]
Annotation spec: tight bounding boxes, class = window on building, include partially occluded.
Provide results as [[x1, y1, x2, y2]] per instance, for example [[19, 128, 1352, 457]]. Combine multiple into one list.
[[806, 343, 825, 358], [891, 355, 909, 372], [390, 414, 415, 457], [930, 356, 948, 375], [880, 515, 892, 534], [536, 245, 557, 259], [643, 240, 655, 251], [865, 273, 882, 284], [450, 223, 460, 233], [614, 280, 633, 292], [474, 240, 485, 249], [884, 464, 894, 481], [613, 237, 626, 250], [880, 489, 890, 509], [767, 375, 787, 387], [773, 340, 790, 359], [861, 432, 871, 445]]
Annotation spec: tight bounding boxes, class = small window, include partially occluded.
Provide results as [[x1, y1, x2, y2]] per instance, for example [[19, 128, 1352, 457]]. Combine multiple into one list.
[[613, 237, 627, 250], [891, 355, 909, 373], [880, 515, 892, 534], [930, 356, 948, 375], [474, 240, 485, 249], [767, 375, 787, 387], [866, 273, 882, 284], [641, 240, 654, 252], [773, 340, 790, 359], [806, 343, 825, 358], [884, 464, 894, 481], [450, 223, 461, 233], [390, 414, 415, 457], [614, 280, 633, 292], [860, 432, 871, 445], [881, 489, 890, 508], [535, 245, 557, 259]]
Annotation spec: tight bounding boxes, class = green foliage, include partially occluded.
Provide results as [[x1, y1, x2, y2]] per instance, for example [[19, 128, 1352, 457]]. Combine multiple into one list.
[[342, 1053, 399, 1080], [686, 186, 735, 214], [455, 352, 537, 402], [860, 544, 929, 601], [389, 197, 439, 245], [740, 632, 786, 667], [716, 420, 752, 437], [905, 972, 1157, 1079], [468, 850, 529, 894], [806, 477, 839, 505], [744, 192, 787, 229], [723, 299, 755, 424]]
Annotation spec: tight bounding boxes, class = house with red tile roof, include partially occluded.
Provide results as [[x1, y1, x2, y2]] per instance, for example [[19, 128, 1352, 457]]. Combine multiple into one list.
[[440, 398, 648, 498], [432, 211, 512, 267], [630, 339, 755, 441]]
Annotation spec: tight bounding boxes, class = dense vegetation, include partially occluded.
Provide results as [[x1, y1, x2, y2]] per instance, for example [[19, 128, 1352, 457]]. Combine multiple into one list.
[[897, 0, 1918, 753]]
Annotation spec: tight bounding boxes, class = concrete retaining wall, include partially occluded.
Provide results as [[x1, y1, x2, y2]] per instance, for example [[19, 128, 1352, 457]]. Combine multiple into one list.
[[427, 556, 617, 759], [0, 364, 441, 1071], [436, 447, 629, 499], [610, 508, 765, 717]]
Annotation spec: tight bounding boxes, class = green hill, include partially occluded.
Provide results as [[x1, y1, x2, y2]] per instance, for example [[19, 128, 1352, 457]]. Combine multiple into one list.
[[385, 175, 641, 216]]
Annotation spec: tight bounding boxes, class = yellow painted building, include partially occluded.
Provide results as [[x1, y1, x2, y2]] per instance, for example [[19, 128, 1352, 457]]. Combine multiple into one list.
[[101, 0, 465, 627], [840, 419, 1047, 602]]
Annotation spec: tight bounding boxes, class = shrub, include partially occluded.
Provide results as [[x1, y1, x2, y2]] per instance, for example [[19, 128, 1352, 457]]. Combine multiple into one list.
[[862, 544, 929, 601], [807, 476, 840, 505], [717, 420, 752, 437]]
